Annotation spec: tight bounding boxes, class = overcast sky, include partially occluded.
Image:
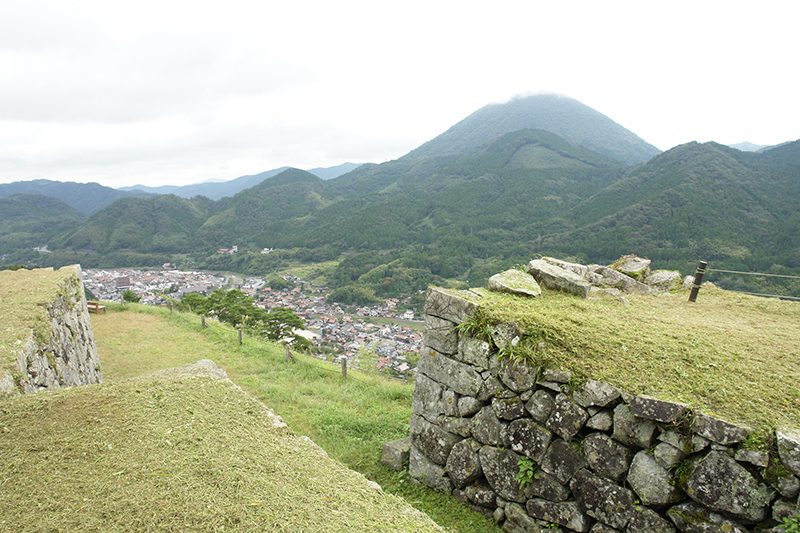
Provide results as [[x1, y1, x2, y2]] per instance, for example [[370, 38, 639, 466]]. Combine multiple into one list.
[[2, 1, 798, 188]]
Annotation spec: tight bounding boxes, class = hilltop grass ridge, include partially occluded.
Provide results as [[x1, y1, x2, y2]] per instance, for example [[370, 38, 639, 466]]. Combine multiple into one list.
[[0, 265, 79, 378], [2, 303, 501, 533], [0, 365, 444, 532], [459, 284, 800, 433]]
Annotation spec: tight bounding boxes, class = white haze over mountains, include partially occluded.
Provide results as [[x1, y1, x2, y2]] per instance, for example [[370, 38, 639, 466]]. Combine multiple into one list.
[[1, 0, 798, 188]]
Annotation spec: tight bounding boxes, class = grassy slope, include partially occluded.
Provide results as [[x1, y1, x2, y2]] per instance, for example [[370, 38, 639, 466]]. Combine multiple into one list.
[[0, 266, 78, 378], [89, 305, 502, 533], [467, 285, 800, 433]]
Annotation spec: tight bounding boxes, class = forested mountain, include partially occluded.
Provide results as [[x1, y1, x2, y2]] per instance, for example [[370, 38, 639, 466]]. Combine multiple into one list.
[[0, 194, 86, 254], [57, 194, 213, 254], [405, 94, 661, 165], [4, 94, 799, 298], [0, 179, 150, 215]]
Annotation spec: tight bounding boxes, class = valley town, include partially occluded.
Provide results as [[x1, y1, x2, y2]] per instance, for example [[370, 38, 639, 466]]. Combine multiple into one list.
[[82, 268, 422, 379]]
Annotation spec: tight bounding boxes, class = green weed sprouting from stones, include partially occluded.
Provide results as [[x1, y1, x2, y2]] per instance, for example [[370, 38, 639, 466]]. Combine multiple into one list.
[[516, 457, 539, 489], [454, 315, 492, 342], [782, 514, 800, 533]]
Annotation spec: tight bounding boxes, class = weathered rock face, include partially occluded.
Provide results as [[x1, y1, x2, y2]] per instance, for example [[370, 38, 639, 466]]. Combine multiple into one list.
[[2, 265, 102, 397], [394, 283, 800, 533]]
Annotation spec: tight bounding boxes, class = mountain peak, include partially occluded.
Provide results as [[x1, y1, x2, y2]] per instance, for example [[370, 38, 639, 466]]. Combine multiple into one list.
[[406, 93, 660, 166]]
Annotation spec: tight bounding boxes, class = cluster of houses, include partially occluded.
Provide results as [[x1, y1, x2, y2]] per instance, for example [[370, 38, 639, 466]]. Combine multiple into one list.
[[83, 269, 227, 304], [82, 268, 422, 378]]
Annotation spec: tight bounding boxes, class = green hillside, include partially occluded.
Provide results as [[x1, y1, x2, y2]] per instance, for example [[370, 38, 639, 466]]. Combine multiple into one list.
[[406, 94, 661, 165], [0, 194, 86, 254], [59, 194, 212, 254]]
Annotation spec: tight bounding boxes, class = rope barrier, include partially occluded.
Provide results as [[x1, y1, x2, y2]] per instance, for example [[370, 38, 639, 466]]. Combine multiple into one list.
[[709, 268, 800, 280], [724, 289, 800, 301]]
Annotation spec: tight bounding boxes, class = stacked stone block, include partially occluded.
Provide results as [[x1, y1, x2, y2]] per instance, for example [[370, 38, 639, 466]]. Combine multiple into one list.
[[403, 286, 800, 533]]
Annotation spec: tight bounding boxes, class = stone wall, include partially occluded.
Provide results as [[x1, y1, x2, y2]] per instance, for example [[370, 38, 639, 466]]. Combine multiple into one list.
[[401, 283, 800, 533], [1, 265, 102, 397]]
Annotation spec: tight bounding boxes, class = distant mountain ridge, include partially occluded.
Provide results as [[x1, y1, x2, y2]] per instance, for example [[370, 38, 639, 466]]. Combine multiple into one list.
[[0, 179, 150, 215], [119, 163, 361, 201], [4, 94, 800, 294]]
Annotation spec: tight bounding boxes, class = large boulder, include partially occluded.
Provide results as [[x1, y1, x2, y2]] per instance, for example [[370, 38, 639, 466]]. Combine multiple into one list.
[[527, 259, 592, 298], [479, 446, 527, 503], [583, 432, 634, 484], [627, 450, 683, 507], [683, 451, 775, 523], [488, 269, 542, 298], [445, 438, 483, 489], [570, 468, 636, 530]]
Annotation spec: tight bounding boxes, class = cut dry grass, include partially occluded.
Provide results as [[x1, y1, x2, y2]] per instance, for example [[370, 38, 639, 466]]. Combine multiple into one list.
[[468, 286, 800, 432], [0, 364, 445, 532], [88, 304, 501, 532], [0, 266, 78, 376]]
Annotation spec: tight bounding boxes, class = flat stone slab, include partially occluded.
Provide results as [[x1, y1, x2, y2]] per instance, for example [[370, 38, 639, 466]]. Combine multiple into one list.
[[692, 413, 750, 445], [423, 286, 478, 323], [630, 395, 690, 423], [527, 259, 592, 298], [487, 269, 542, 298]]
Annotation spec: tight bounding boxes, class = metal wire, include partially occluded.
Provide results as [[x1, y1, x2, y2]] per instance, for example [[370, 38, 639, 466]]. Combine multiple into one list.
[[709, 268, 800, 280], [724, 289, 800, 301]]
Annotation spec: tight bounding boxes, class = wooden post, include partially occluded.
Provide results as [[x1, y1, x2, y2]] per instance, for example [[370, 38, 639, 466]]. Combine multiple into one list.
[[688, 261, 708, 302], [285, 344, 295, 362], [238, 328, 243, 346], [341, 358, 347, 380], [170, 303, 174, 316], [201, 314, 207, 328]]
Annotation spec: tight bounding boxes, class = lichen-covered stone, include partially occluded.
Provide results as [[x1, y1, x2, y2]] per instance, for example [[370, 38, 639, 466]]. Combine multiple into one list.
[[478, 374, 505, 402], [417, 346, 483, 397], [571, 468, 636, 530], [774, 472, 800, 499], [777, 430, 800, 477], [488, 269, 542, 298], [505, 418, 553, 463], [526, 389, 555, 424], [456, 334, 493, 370], [526, 499, 592, 532], [465, 483, 497, 508], [409, 445, 453, 493], [410, 413, 462, 466], [472, 405, 506, 446], [586, 410, 613, 431], [627, 507, 677, 533], [411, 372, 444, 420], [654, 442, 686, 470], [423, 286, 478, 323], [666, 502, 748, 533], [659, 429, 709, 455], [627, 451, 683, 507], [646, 270, 682, 291], [380, 437, 411, 471], [692, 413, 749, 446], [613, 403, 657, 448], [734, 448, 769, 468], [588, 265, 651, 294], [493, 397, 527, 420], [522, 470, 571, 502], [630, 396, 689, 423], [583, 432, 634, 484], [497, 358, 538, 392], [527, 259, 592, 298], [541, 438, 585, 485], [573, 379, 621, 408], [502, 502, 541, 533], [684, 451, 775, 523], [546, 393, 589, 441], [490, 322, 521, 352], [424, 314, 459, 355], [445, 438, 483, 489], [442, 389, 459, 417], [479, 446, 527, 503], [458, 395, 484, 417], [442, 416, 473, 438]]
